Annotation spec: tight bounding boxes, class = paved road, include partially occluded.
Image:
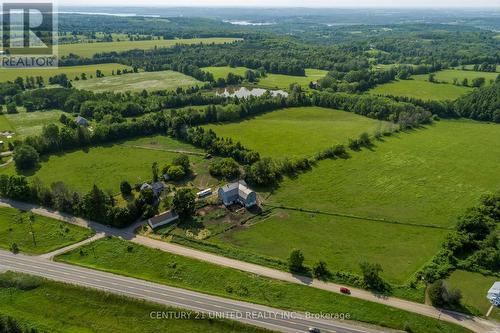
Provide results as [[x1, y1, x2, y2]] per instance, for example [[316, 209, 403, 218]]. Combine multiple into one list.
[[1, 198, 498, 333], [0, 250, 387, 333]]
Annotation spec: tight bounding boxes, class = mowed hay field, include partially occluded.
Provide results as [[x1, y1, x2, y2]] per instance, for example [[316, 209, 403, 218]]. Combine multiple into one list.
[[267, 120, 500, 228], [72, 70, 201, 92], [202, 66, 328, 90], [214, 209, 447, 284], [0, 109, 64, 138], [0, 63, 131, 83], [59, 37, 242, 58], [0, 206, 93, 254], [369, 79, 471, 100], [2, 136, 215, 193], [446, 270, 500, 321], [204, 107, 390, 158], [413, 69, 499, 86]]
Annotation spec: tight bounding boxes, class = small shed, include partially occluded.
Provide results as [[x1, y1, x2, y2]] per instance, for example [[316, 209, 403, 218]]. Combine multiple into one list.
[[148, 211, 179, 229], [75, 116, 89, 127]]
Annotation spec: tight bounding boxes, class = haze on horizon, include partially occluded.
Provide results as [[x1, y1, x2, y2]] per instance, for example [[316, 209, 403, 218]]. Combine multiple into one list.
[[59, 0, 500, 8]]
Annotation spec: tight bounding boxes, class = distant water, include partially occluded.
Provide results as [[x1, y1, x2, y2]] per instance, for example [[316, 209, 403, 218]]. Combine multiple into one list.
[[217, 87, 288, 98], [223, 20, 274, 26], [58, 11, 160, 18]]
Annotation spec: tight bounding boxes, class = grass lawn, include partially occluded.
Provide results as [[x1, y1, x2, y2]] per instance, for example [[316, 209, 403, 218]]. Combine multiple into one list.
[[214, 209, 447, 284], [59, 38, 242, 58], [0, 272, 269, 333], [267, 120, 500, 228], [2, 135, 216, 194], [368, 79, 472, 101], [204, 107, 390, 158], [56, 237, 470, 333], [73, 70, 201, 93], [0, 63, 132, 83], [413, 69, 499, 86], [446, 270, 500, 321], [202, 67, 328, 90], [0, 109, 64, 138], [0, 206, 93, 254]]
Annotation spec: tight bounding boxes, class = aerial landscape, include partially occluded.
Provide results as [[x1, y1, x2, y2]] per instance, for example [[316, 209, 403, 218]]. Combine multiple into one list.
[[0, 1, 499, 333]]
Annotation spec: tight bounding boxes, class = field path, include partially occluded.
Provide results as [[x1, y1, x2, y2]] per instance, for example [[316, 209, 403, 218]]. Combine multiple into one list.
[[0, 198, 498, 333]]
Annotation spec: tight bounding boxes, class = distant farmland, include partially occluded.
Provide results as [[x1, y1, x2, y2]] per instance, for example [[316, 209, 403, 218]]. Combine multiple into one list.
[[59, 37, 242, 58], [73, 70, 201, 92], [0, 63, 131, 83], [413, 69, 499, 86], [202, 66, 327, 90], [369, 79, 471, 101], [204, 107, 390, 158]]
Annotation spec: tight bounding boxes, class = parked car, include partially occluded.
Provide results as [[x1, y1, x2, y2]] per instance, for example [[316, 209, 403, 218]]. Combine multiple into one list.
[[308, 328, 321, 333], [340, 287, 351, 295]]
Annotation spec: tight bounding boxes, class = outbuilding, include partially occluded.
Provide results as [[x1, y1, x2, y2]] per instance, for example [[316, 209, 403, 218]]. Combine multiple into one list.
[[148, 210, 179, 229], [75, 116, 89, 127], [487, 282, 500, 307]]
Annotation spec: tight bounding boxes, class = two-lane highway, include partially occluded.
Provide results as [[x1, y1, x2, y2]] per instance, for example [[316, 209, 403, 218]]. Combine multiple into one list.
[[0, 250, 386, 333]]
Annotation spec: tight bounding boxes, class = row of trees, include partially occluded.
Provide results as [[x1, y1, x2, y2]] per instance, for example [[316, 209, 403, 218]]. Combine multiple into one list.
[[419, 192, 500, 283]]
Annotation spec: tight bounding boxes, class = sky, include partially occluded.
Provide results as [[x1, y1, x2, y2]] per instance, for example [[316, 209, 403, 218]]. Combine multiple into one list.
[[58, 0, 500, 8]]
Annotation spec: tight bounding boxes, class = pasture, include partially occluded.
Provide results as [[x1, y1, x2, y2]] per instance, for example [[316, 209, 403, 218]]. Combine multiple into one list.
[[214, 209, 447, 284], [267, 120, 500, 228], [73, 70, 201, 92], [55, 237, 469, 333], [59, 37, 242, 58], [413, 69, 499, 86], [202, 66, 328, 90], [0, 109, 64, 138], [446, 270, 500, 321], [0, 206, 93, 254], [369, 79, 471, 100], [2, 135, 215, 194], [0, 272, 267, 333], [204, 107, 389, 158], [0, 63, 132, 83]]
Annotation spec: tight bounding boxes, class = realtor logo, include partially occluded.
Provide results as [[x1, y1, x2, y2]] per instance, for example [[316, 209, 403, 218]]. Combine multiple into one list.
[[1, 1, 58, 68]]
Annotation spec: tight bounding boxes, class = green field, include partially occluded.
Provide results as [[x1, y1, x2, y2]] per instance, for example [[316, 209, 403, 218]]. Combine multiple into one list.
[[204, 107, 389, 158], [413, 69, 499, 86], [0, 63, 132, 83], [0, 109, 63, 138], [266, 120, 500, 228], [369, 79, 472, 100], [0, 272, 268, 333], [55, 237, 469, 333], [446, 270, 500, 321], [214, 209, 447, 284], [73, 70, 201, 92], [2, 135, 215, 194], [0, 206, 93, 254], [202, 66, 328, 90], [59, 38, 242, 58]]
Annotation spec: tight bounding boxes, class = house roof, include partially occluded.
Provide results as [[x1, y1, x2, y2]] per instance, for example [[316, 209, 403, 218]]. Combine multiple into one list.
[[75, 116, 89, 125], [148, 210, 179, 228], [152, 182, 165, 191], [220, 180, 254, 201], [488, 282, 500, 296], [140, 183, 152, 191]]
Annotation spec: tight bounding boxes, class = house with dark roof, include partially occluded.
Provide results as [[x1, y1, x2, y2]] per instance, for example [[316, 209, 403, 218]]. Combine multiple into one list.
[[218, 180, 257, 208], [148, 210, 179, 229]]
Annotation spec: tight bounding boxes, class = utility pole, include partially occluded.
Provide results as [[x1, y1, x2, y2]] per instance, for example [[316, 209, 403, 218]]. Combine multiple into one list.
[[28, 213, 36, 247]]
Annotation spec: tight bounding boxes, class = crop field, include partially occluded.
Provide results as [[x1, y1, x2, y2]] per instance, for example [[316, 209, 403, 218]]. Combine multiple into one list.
[[368, 79, 471, 100], [214, 209, 447, 284], [0, 63, 132, 83], [55, 237, 469, 333], [2, 135, 216, 194], [446, 270, 500, 321], [266, 120, 500, 228], [59, 37, 242, 58], [0, 109, 64, 138], [73, 70, 201, 92], [0, 206, 93, 254], [204, 107, 390, 158], [413, 69, 499, 85], [202, 66, 328, 90], [0, 272, 267, 333]]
